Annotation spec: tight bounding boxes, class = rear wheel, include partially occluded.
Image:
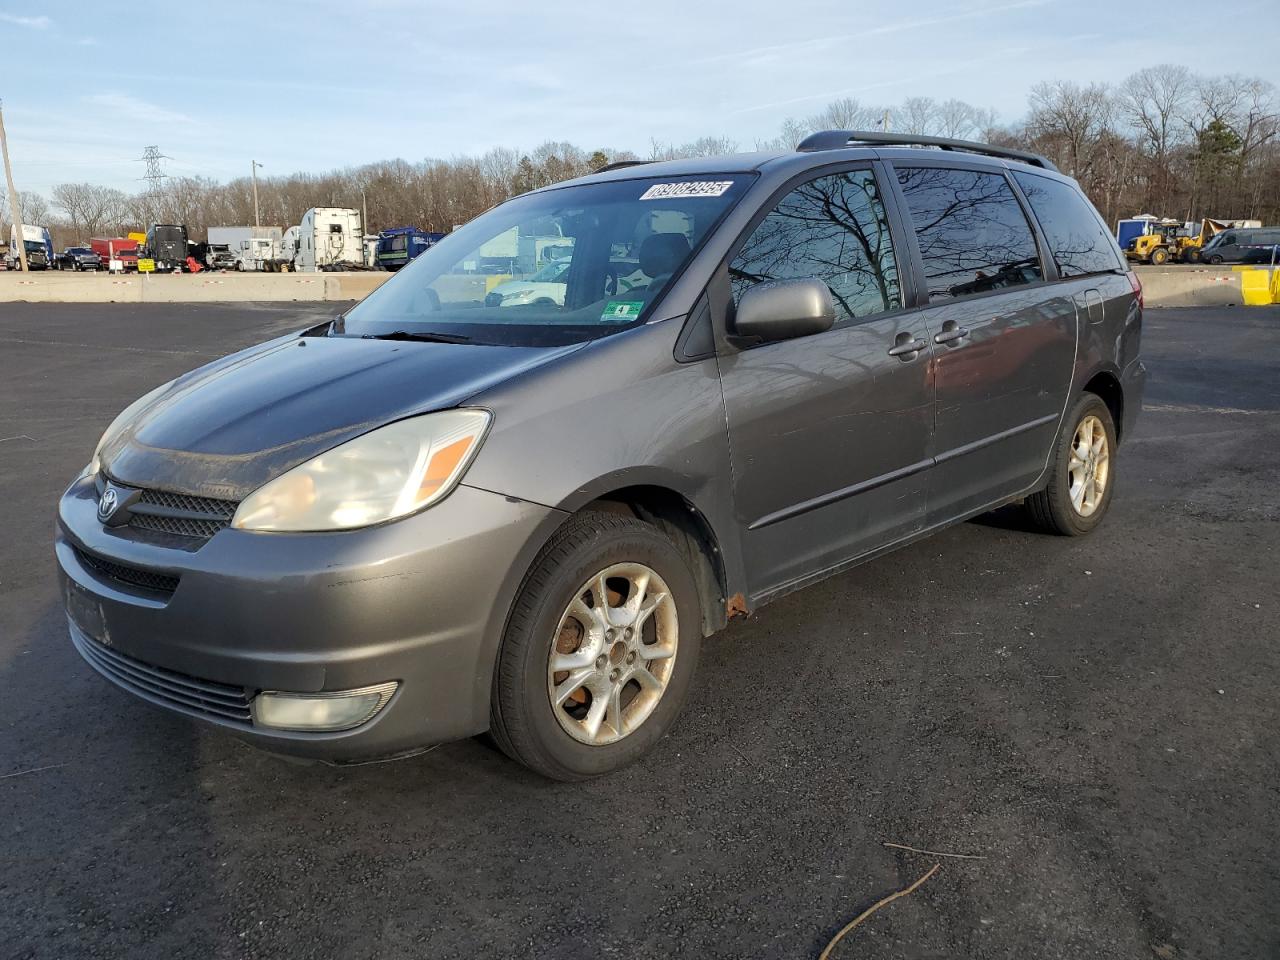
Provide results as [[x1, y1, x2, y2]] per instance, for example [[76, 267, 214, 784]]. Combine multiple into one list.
[[1026, 394, 1117, 536], [490, 511, 702, 780], [1149, 246, 1169, 265], [1208, 255, 1224, 265]]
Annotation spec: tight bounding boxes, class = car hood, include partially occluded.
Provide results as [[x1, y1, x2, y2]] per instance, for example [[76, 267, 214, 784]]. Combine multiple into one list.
[[102, 333, 584, 500]]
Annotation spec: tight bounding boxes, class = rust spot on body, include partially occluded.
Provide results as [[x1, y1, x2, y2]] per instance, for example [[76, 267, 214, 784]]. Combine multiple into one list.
[[725, 592, 749, 619]]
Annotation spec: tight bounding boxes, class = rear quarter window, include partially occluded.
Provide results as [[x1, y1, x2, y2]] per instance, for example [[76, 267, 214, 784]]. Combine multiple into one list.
[[1012, 172, 1122, 278]]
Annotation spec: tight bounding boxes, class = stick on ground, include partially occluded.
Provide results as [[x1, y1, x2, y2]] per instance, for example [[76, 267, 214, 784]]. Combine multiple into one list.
[[883, 841, 987, 861], [818, 863, 941, 960]]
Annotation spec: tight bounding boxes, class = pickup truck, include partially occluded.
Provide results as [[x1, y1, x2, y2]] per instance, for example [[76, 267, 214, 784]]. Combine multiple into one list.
[[56, 247, 104, 271]]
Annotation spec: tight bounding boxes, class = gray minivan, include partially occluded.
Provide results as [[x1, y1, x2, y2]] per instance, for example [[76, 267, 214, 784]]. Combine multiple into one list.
[[56, 133, 1146, 780]]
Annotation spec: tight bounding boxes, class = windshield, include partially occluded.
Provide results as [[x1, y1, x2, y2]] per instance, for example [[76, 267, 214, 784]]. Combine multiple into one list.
[[334, 174, 753, 346]]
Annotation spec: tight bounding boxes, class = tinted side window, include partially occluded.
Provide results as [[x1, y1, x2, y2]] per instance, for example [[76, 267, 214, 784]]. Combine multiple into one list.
[[896, 167, 1043, 302], [1012, 172, 1120, 277], [730, 169, 901, 324]]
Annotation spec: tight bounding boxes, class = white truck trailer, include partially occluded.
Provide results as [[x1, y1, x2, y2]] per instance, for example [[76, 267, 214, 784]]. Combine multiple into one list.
[[207, 226, 284, 272], [295, 208, 364, 272]]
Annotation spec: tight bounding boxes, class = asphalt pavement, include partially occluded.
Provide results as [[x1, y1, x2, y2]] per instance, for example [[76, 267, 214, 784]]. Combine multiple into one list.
[[1, 302, 1277, 959]]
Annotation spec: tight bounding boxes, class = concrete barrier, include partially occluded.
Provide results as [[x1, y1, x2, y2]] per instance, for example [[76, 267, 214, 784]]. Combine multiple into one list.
[[323, 272, 394, 301], [2, 265, 1275, 308], [1133, 267, 1245, 308], [0, 271, 144, 303], [0, 271, 384, 304], [140, 273, 329, 303]]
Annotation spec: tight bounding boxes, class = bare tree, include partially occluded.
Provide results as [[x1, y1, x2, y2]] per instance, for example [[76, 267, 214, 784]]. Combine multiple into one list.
[[897, 97, 939, 135], [936, 99, 993, 139], [51, 182, 130, 239], [1028, 80, 1114, 180], [806, 97, 884, 133], [755, 117, 808, 152], [1119, 64, 1191, 209], [649, 135, 738, 161]]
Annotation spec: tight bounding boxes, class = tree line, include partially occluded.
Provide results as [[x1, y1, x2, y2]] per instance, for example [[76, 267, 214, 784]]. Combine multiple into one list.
[[4, 63, 1277, 253]]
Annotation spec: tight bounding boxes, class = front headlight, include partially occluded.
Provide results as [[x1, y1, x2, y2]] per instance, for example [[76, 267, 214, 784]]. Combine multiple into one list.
[[86, 379, 176, 477], [232, 408, 491, 532]]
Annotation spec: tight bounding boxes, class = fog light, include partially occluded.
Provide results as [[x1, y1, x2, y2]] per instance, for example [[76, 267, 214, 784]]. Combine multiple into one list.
[[251, 682, 398, 732]]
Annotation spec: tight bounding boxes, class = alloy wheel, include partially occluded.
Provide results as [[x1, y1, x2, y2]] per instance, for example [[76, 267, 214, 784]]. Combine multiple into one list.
[[546, 562, 678, 746], [1067, 414, 1110, 517]]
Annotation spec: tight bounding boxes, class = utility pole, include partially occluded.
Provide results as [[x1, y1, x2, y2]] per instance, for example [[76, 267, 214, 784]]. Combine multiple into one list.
[[882, 109, 891, 132], [361, 188, 367, 235], [0, 99, 30, 272], [251, 160, 263, 229]]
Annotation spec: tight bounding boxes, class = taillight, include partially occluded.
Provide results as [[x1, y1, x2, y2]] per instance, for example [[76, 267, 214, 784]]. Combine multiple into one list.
[[1126, 270, 1143, 310]]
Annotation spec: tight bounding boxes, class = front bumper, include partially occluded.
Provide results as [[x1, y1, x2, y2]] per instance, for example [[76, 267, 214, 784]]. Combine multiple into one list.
[[56, 474, 565, 762]]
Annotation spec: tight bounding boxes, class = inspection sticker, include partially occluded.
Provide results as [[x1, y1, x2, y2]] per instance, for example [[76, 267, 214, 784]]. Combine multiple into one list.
[[601, 301, 645, 322], [639, 180, 734, 200]]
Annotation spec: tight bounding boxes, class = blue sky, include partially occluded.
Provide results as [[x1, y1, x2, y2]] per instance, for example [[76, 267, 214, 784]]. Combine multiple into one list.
[[4, 0, 1277, 194]]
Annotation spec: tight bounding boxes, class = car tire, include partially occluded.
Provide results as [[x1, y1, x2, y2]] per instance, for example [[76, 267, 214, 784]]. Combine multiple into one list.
[[1209, 255, 1224, 265], [1026, 393, 1118, 536], [490, 510, 703, 781]]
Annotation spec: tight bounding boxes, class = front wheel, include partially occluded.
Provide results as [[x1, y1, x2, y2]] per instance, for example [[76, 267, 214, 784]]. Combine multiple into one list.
[[1026, 394, 1117, 536], [490, 511, 702, 780]]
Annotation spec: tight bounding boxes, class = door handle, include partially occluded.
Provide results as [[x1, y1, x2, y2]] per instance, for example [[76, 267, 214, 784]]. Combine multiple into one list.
[[887, 336, 928, 359], [933, 322, 969, 344]]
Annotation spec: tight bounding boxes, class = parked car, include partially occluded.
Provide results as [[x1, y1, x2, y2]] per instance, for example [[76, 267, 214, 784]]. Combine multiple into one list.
[[56, 132, 1145, 781], [56, 247, 103, 271], [1198, 227, 1280, 265]]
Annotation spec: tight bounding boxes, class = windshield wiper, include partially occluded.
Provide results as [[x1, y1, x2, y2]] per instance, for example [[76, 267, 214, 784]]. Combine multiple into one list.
[[361, 329, 473, 344]]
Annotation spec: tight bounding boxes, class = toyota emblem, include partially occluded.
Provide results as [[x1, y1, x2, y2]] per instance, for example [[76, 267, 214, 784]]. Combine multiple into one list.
[[97, 488, 119, 523]]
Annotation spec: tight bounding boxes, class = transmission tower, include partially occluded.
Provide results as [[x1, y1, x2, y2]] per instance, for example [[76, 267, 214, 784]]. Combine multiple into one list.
[[138, 145, 169, 192]]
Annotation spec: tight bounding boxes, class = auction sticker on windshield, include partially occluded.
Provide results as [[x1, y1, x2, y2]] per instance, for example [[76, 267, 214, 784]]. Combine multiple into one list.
[[639, 181, 734, 200], [601, 301, 645, 322]]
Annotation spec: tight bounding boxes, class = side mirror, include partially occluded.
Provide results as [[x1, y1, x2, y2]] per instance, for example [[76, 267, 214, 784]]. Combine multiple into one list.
[[732, 278, 835, 344]]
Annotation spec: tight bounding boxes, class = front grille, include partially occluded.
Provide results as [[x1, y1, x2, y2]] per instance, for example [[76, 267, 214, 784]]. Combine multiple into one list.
[[74, 547, 180, 596], [130, 490, 238, 540], [96, 476, 239, 542], [71, 625, 253, 726]]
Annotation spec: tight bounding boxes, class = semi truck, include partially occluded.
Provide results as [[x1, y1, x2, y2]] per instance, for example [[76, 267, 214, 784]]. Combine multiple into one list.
[[295, 208, 364, 272], [142, 224, 189, 271], [207, 226, 284, 272], [262, 226, 300, 272], [7, 224, 52, 269], [374, 226, 445, 271]]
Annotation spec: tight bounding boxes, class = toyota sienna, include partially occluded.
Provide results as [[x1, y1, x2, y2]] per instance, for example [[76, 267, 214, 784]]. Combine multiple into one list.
[[56, 132, 1146, 780]]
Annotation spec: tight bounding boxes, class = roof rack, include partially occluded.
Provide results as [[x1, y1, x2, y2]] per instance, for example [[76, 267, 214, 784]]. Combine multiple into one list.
[[795, 130, 1058, 172], [594, 159, 654, 173]]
